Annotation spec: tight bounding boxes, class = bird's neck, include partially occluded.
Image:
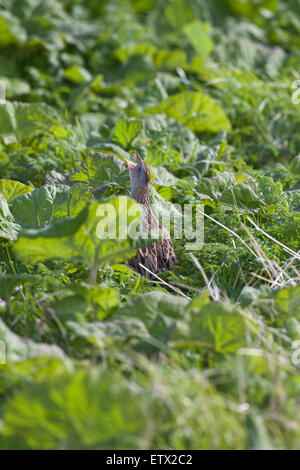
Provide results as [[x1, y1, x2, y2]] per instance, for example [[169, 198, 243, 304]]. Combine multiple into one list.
[[132, 186, 150, 206]]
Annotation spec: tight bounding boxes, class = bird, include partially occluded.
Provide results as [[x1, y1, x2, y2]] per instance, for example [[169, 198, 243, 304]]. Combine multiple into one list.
[[125, 152, 177, 276]]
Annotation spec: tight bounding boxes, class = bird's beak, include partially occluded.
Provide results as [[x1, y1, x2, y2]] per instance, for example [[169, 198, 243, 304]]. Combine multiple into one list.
[[135, 151, 142, 162], [125, 159, 137, 169]]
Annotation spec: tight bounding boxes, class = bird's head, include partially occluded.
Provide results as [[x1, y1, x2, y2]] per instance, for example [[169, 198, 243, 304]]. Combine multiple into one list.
[[125, 152, 150, 199]]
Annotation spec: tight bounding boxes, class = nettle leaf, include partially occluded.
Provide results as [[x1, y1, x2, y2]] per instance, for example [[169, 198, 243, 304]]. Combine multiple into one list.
[[0, 102, 60, 141], [0, 179, 32, 203], [0, 319, 70, 365], [69, 153, 130, 196], [13, 197, 152, 268], [0, 193, 20, 241], [183, 21, 213, 57], [112, 119, 142, 149], [146, 91, 231, 133]]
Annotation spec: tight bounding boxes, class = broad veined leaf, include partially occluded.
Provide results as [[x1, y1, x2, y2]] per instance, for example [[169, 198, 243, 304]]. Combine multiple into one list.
[[0, 101, 60, 141], [69, 153, 130, 195], [116, 291, 188, 350], [0, 319, 70, 365], [112, 119, 142, 149], [11, 186, 58, 229], [0, 179, 32, 203], [183, 21, 213, 57], [69, 283, 119, 316], [11, 184, 92, 229], [173, 303, 247, 354], [145, 91, 231, 133], [221, 181, 265, 212], [196, 172, 238, 200], [13, 197, 155, 268], [0, 193, 20, 241]]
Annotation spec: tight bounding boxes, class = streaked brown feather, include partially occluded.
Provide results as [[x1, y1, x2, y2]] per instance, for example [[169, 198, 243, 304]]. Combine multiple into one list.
[[128, 172, 177, 276]]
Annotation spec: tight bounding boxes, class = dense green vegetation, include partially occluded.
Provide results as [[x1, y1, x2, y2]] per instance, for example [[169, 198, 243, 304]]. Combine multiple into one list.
[[0, 0, 299, 450]]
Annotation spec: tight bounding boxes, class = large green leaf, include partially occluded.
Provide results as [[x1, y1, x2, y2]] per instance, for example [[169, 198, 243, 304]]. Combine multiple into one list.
[[0, 102, 60, 141], [0, 10, 26, 47], [0, 179, 32, 203], [183, 21, 213, 57], [0, 319, 70, 365], [112, 119, 142, 149], [11, 184, 92, 229], [13, 197, 153, 268], [146, 91, 231, 133], [173, 303, 247, 354], [116, 291, 188, 350], [0, 193, 20, 241], [69, 153, 130, 196]]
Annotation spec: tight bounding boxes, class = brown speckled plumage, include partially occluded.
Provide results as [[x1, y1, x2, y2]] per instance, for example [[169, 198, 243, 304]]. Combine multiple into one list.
[[126, 153, 177, 276]]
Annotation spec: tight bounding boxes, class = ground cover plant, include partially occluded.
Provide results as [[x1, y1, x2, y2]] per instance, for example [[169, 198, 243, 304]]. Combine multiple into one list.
[[0, 0, 299, 450]]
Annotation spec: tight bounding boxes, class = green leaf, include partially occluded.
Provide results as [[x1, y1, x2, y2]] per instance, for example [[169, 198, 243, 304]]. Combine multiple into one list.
[[0, 77, 30, 97], [227, 0, 277, 19], [0, 193, 20, 241], [11, 186, 58, 229], [112, 119, 142, 149], [64, 65, 92, 84], [174, 303, 247, 354], [1, 368, 148, 449], [13, 197, 151, 268], [0, 10, 26, 47], [196, 172, 237, 200], [70, 283, 119, 317], [0, 179, 32, 203], [183, 21, 213, 57], [11, 185, 92, 229], [146, 91, 231, 133], [69, 152, 130, 196], [0, 102, 60, 141], [221, 181, 264, 212], [67, 317, 148, 347], [0, 319, 70, 365], [117, 291, 188, 350]]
